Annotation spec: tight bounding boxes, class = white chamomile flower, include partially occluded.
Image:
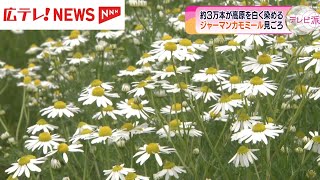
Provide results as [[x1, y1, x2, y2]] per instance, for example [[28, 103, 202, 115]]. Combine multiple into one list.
[[162, 81, 194, 94], [117, 122, 155, 140], [149, 41, 185, 62], [78, 86, 119, 107], [17, 76, 37, 89], [5, 155, 46, 178], [72, 122, 97, 137], [169, 12, 185, 31], [40, 101, 80, 118], [41, 38, 56, 47], [63, 30, 88, 47], [231, 112, 262, 132], [66, 52, 92, 65], [192, 67, 229, 83], [125, 172, 149, 180], [0, 64, 17, 79], [25, 132, 65, 154], [128, 81, 156, 97], [228, 146, 259, 168], [298, 51, 320, 74], [70, 128, 94, 143], [120, 100, 155, 120], [151, 34, 179, 47], [27, 63, 41, 71], [160, 103, 190, 115], [242, 52, 287, 74], [231, 122, 284, 144], [153, 161, 186, 180], [92, 105, 123, 120], [156, 119, 202, 138], [310, 86, 320, 100], [216, 40, 252, 53], [95, 30, 124, 39], [27, 119, 58, 135], [89, 126, 122, 144], [26, 44, 42, 55], [133, 143, 176, 166], [217, 75, 242, 92], [118, 66, 143, 77], [83, 79, 115, 93], [236, 76, 277, 97], [152, 65, 191, 80], [210, 94, 242, 115], [234, 34, 273, 47], [284, 85, 313, 101], [46, 143, 83, 163], [14, 68, 36, 78], [136, 53, 157, 65], [191, 86, 220, 103], [266, 36, 293, 50], [103, 164, 135, 180], [49, 41, 72, 54], [192, 39, 209, 52], [202, 112, 229, 122], [304, 131, 320, 153]]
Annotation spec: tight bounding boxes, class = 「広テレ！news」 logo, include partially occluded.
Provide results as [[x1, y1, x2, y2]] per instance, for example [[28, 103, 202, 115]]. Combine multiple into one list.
[[0, 0, 125, 30]]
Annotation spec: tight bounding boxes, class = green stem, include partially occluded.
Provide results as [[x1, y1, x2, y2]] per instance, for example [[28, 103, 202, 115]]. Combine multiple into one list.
[[15, 88, 26, 142], [0, 116, 9, 132]]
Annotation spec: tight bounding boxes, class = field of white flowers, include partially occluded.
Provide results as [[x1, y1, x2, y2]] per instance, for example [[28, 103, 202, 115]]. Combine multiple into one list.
[[1, 0, 320, 179]]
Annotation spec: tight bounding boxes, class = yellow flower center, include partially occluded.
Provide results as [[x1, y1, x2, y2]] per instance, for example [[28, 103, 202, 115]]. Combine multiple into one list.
[[169, 119, 181, 130], [103, 105, 114, 112], [260, 1, 269, 6], [30, 44, 38, 48], [210, 112, 221, 118], [69, 33, 79, 40], [54, 41, 63, 47], [137, 81, 148, 88], [126, 66, 137, 72], [179, 39, 192, 46], [131, 103, 143, 110], [250, 76, 264, 85], [172, 8, 181, 14], [34, 79, 41, 86], [237, 145, 249, 154], [142, 53, 151, 58], [58, 143, 69, 153], [257, 54, 272, 64], [205, 67, 218, 74], [163, 161, 176, 169], [98, 126, 112, 137], [36, 119, 48, 125], [266, 117, 274, 123], [18, 155, 36, 166], [77, 121, 87, 128], [162, 35, 172, 40], [143, 63, 151, 67], [296, 130, 305, 138], [46, 38, 54, 42], [28, 63, 36, 68], [127, 98, 135, 105], [177, 82, 188, 89], [178, 14, 185, 22], [125, 172, 137, 180], [171, 103, 182, 111], [4, 65, 14, 70], [219, 94, 231, 103], [121, 123, 134, 131], [227, 40, 240, 46], [200, 86, 212, 92], [21, 68, 29, 76], [312, 136, 320, 143], [294, 85, 307, 95], [238, 113, 250, 121], [80, 128, 92, 135], [38, 132, 52, 142], [146, 143, 160, 154], [276, 36, 286, 43], [194, 39, 204, 44], [145, 76, 152, 81], [312, 52, 320, 59], [229, 76, 241, 84], [92, 87, 105, 96], [23, 76, 32, 84], [91, 79, 102, 87], [73, 52, 83, 59], [112, 165, 123, 172], [134, 24, 144, 31], [230, 93, 241, 100], [252, 123, 266, 132], [54, 101, 67, 109], [164, 42, 177, 51], [165, 65, 176, 72]]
